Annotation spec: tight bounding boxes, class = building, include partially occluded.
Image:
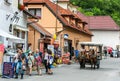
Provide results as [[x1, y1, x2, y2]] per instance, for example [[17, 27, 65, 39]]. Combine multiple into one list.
[[24, 0, 92, 54], [27, 20, 52, 52], [77, 12, 120, 49], [0, 0, 37, 51], [89, 16, 120, 49], [57, 0, 120, 49]]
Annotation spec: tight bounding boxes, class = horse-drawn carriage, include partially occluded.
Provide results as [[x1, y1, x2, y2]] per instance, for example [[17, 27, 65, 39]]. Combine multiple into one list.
[[78, 42, 103, 69]]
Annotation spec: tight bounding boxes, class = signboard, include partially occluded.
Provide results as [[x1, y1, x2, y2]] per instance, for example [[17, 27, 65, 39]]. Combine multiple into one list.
[[2, 62, 14, 78], [0, 44, 4, 64], [47, 45, 54, 54], [64, 34, 68, 39], [0, 44, 4, 52]]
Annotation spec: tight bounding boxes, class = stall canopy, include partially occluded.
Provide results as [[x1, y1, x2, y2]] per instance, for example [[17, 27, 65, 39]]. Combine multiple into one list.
[[0, 29, 23, 40]]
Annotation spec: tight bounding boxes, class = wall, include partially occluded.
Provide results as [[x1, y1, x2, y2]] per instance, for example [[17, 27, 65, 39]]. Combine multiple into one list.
[[63, 27, 91, 50], [27, 4, 63, 35], [91, 30, 120, 49], [28, 26, 41, 52]]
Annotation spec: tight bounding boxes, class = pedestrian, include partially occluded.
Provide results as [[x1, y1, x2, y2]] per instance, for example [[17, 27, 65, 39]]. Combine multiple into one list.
[[74, 48, 80, 63], [103, 47, 107, 59], [43, 49, 49, 74], [15, 49, 26, 79], [47, 49, 53, 75], [34, 49, 42, 76], [27, 51, 34, 76]]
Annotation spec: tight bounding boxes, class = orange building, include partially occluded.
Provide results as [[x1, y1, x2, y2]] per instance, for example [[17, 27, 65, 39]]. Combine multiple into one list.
[[24, 0, 92, 54], [27, 20, 52, 52]]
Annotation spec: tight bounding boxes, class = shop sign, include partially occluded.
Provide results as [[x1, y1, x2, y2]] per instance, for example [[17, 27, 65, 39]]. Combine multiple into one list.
[[48, 45, 54, 54], [64, 40, 68, 46], [64, 34, 68, 39]]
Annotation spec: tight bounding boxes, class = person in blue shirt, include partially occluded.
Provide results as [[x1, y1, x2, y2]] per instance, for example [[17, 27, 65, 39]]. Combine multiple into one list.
[[74, 49, 80, 62]]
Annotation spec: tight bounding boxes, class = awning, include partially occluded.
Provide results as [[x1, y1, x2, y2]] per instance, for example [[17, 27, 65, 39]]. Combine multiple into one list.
[[14, 25, 29, 31], [0, 29, 23, 40]]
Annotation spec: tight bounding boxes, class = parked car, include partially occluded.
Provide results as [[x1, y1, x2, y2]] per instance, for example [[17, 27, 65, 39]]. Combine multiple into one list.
[[110, 50, 118, 58]]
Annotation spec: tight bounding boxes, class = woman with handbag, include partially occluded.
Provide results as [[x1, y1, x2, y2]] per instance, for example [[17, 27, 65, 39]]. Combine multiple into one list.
[[15, 49, 26, 79], [34, 49, 42, 76], [27, 51, 34, 76]]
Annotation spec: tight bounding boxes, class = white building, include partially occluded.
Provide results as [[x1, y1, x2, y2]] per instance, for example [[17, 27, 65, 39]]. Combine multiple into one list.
[[0, 0, 28, 51], [88, 16, 120, 49]]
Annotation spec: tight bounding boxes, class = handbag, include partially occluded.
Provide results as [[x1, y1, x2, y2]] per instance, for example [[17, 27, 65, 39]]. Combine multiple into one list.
[[22, 65, 26, 71]]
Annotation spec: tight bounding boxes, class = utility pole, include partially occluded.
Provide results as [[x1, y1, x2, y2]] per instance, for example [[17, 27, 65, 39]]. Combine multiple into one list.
[[53, 0, 58, 39]]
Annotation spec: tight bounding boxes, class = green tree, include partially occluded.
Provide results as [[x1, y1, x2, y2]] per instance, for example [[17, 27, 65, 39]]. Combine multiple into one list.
[[70, 0, 120, 26]]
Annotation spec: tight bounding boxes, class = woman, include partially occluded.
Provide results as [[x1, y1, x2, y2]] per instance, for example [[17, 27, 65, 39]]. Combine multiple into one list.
[[27, 51, 34, 76], [47, 49, 53, 74], [34, 49, 42, 75], [15, 49, 25, 79]]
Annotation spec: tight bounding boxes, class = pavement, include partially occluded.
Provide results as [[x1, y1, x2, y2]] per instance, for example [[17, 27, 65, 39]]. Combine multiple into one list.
[[1, 56, 120, 81]]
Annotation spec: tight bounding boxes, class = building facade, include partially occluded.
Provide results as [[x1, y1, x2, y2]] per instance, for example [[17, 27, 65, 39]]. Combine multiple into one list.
[[0, 0, 28, 51], [24, 0, 92, 54]]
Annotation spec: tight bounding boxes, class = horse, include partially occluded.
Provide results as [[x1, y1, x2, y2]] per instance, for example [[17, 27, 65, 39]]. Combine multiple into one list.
[[78, 50, 86, 69], [88, 49, 97, 69]]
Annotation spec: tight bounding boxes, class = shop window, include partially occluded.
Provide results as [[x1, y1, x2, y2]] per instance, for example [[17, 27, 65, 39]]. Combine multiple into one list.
[[13, 29, 20, 37], [29, 8, 41, 19], [16, 30, 20, 37], [22, 31, 25, 39], [13, 29, 17, 36]]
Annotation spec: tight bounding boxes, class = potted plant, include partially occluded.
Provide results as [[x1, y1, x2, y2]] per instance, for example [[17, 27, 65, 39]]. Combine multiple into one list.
[[18, 4, 25, 11]]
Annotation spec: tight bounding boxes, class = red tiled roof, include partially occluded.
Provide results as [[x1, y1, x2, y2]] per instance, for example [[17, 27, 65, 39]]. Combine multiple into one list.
[[88, 16, 119, 30], [24, 0, 92, 35], [28, 20, 52, 37], [77, 12, 88, 23], [77, 12, 119, 30]]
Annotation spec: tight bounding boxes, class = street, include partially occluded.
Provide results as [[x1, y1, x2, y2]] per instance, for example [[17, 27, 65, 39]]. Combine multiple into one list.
[[1, 56, 120, 81]]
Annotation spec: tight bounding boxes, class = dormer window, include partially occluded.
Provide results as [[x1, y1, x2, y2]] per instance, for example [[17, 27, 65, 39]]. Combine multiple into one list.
[[29, 8, 41, 19], [4, 0, 12, 5]]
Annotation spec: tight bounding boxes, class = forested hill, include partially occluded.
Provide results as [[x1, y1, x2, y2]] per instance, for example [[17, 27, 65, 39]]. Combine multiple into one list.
[[70, 0, 120, 26]]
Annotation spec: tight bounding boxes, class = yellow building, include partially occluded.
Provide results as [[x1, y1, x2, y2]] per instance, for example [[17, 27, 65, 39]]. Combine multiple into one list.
[[24, 0, 92, 55]]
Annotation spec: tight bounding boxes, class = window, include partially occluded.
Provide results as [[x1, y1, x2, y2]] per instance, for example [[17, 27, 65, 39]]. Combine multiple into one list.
[[22, 31, 25, 39], [29, 8, 41, 18]]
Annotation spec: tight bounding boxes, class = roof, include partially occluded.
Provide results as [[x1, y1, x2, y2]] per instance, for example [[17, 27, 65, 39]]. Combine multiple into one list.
[[77, 12, 88, 23], [28, 20, 52, 37], [79, 42, 103, 46], [24, 0, 92, 35], [88, 16, 120, 30], [77, 12, 120, 31]]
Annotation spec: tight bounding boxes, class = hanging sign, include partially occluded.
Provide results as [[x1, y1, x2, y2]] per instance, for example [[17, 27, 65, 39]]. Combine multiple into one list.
[[64, 34, 69, 39]]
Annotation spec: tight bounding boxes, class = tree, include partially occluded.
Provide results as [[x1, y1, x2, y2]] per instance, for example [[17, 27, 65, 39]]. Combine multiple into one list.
[[70, 0, 120, 26]]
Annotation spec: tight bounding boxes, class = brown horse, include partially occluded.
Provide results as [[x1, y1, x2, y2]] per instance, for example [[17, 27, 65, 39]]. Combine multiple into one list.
[[88, 49, 97, 69], [78, 50, 86, 69]]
